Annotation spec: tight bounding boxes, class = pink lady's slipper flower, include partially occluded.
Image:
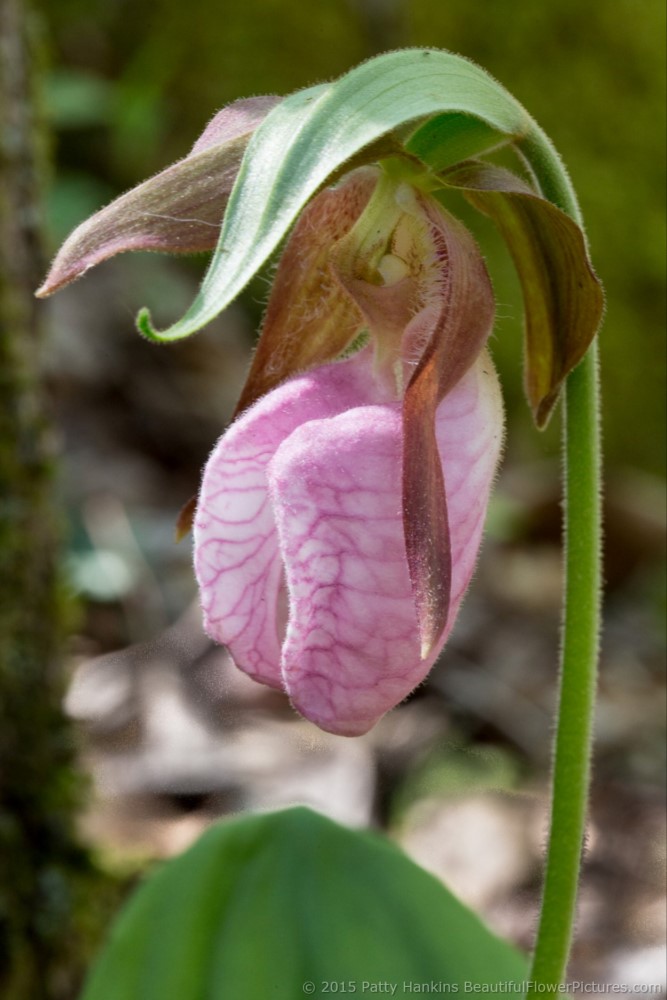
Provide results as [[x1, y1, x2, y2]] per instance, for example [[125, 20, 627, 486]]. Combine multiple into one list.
[[193, 168, 504, 736], [36, 73, 602, 739]]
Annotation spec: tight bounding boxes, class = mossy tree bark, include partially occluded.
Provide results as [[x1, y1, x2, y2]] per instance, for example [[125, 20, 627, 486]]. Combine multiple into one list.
[[0, 2, 103, 997]]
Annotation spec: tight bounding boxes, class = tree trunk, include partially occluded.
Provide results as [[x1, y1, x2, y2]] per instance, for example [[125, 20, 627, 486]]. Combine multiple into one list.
[[0, 1, 100, 996]]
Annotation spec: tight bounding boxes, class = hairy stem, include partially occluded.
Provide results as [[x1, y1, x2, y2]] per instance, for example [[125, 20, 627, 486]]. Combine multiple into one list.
[[518, 128, 603, 988]]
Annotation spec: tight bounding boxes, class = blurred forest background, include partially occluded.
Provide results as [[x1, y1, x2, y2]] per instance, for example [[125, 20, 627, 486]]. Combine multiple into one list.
[[1, 0, 665, 997]]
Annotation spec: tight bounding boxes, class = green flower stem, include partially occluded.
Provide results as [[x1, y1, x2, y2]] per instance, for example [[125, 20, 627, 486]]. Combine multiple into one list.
[[528, 343, 601, 987], [518, 129, 603, 988]]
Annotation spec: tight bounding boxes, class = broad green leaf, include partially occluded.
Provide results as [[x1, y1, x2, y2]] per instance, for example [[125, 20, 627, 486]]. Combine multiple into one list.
[[441, 161, 604, 426], [137, 48, 531, 341], [82, 808, 526, 1000]]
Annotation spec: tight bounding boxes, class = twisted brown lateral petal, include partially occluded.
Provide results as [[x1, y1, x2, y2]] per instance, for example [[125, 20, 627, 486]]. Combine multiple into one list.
[[401, 198, 496, 657], [233, 168, 378, 416], [37, 96, 280, 297], [326, 182, 496, 659], [442, 161, 604, 427]]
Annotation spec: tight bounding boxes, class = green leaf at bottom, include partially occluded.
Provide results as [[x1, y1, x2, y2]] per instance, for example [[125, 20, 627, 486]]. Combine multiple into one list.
[[82, 807, 526, 1000]]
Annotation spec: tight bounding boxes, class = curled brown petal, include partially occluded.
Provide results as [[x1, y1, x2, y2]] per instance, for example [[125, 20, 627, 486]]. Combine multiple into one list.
[[442, 160, 604, 427], [37, 96, 280, 297], [233, 168, 378, 416], [402, 197, 496, 657], [324, 179, 496, 658]]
